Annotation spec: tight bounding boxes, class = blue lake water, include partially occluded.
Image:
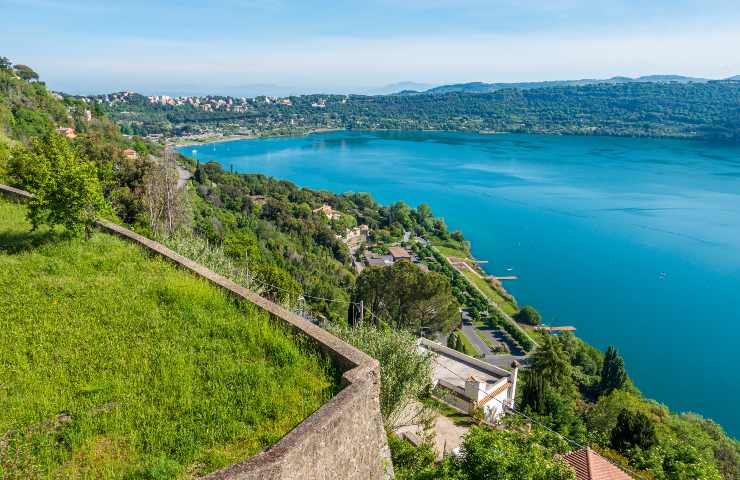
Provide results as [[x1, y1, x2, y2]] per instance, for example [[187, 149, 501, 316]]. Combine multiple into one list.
[[179, 131, 740, 437]]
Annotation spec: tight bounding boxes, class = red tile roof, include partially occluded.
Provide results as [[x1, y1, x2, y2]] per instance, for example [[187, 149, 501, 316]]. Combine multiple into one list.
[[561, 448, 634, 480]]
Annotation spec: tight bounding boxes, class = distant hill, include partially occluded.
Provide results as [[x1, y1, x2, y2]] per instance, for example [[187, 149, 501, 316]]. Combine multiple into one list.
[[726, 75, 740, 81], [425, 75, 711, 94], [364, 81, 436, 95]]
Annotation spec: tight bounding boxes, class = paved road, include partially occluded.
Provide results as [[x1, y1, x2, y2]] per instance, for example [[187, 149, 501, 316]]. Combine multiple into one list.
[[459, 319, 529, 371], [461, 321, 490, 354]]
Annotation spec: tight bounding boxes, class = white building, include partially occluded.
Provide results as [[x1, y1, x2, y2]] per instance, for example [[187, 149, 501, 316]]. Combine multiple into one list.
[[418, 338, 518, 423]]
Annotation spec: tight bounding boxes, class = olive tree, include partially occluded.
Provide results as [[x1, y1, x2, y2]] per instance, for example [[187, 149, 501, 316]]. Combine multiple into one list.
[[325, 322, 433, 431]]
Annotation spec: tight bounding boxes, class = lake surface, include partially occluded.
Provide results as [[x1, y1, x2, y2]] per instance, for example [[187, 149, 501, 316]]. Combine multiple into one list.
[[179, 131, 740, 437]]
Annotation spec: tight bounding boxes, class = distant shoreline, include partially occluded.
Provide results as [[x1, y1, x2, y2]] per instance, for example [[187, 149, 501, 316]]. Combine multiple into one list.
[[170, 128, 345, 148]]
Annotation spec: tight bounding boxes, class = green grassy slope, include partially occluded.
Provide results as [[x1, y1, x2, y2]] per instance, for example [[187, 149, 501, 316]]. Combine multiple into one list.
[[0, 200, 336, 479]]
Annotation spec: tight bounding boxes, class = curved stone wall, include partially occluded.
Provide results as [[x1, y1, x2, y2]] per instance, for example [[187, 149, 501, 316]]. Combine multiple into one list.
[[0, 184, 392, 480]]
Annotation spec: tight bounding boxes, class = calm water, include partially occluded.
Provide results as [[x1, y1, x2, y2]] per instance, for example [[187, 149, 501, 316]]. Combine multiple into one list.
[[179, 131, 740, 437]]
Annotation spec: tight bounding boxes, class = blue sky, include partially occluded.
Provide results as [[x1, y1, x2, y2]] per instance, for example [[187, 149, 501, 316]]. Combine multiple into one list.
[[2, 0, 740, 95]]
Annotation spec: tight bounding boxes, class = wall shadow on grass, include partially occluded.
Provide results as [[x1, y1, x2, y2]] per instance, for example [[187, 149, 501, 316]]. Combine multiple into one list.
[[0, 228, 66, 254]]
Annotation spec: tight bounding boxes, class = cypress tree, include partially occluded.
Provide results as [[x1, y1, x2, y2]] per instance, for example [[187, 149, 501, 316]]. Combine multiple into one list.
[[521, 370, 547, 414], [611, 409, 657, 453], [600, 346, 628, 396], [194, 159, 203, 183]]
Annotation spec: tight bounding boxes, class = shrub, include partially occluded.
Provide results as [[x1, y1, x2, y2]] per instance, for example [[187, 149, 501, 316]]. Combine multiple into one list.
[[514, 305, 541, 325]]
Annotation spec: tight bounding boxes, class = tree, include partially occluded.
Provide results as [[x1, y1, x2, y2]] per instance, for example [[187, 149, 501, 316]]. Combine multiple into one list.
[[521, 370, 548, 415], [143, 150, 188, 237], [532, 335, 572, 389], [252, 263, 301, 306], [611, 409, 658, 454], [514, 305, 541, 325], [9, 133, 108, 237], [13, 64, 38, 82], [599, 346, 627, 396], [325, 322, 433, 431], [447, 331, 461, 350], [223, 230, 262, 267], [0, 56, 11, 71], [452, 428, 576, 480], [351, 260, 460, 335]]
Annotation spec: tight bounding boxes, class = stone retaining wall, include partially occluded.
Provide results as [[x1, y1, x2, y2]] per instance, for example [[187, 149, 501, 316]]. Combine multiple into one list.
[[0, 184, 392, 480]]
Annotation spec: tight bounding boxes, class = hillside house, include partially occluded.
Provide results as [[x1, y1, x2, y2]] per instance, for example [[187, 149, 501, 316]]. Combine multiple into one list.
[[341, 224, 369, 248], [560, 448, 635, 480], [313, 204, 341, 220], [123, 148, 138, 160], [55, 127, 76, 139], [364, 251, 393, 267], [388, 246, 411, 261], [419, 338, 518, 423]]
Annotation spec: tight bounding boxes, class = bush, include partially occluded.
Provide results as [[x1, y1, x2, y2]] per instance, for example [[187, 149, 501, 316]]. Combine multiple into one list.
[[9, 133, 109, 237], [514, 305, 541, 325], [325, 322, 433, 431]]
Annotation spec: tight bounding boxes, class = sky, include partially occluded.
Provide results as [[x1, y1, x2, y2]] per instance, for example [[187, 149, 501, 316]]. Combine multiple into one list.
[[2, 0, 740, 95]]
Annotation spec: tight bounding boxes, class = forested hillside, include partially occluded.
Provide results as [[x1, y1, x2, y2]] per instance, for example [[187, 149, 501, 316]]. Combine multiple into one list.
[[85, 80, 740, 140]]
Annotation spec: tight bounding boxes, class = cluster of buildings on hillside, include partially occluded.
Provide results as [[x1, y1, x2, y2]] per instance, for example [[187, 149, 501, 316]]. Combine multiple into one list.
[[84, 91, 345, 114]]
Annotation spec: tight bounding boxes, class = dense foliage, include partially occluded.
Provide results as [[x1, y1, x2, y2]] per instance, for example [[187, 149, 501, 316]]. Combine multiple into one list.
[[514, 305, 541, 325], [351, 260, 460, 335], [188, 161, 462, 320], [9, 132, 109, 236], [0, 56, 159, 226], [517, 332, 739, 479], [325, 322, 433, 431], [390, 427, 576, 480], [88, 81, 740, 140]]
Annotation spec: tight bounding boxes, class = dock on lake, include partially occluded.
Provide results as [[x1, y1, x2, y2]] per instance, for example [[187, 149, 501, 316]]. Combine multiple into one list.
[[535, 326, 577, 332]]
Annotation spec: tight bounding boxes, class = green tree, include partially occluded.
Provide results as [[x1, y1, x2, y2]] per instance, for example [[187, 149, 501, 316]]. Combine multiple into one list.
[[351, 260, 460, 335], [532, 335, 572, 389], [599, 346, 627, 396], [521, 370, 548, 415], [611, 409, 658, 455], [450, 428, 576, 480], [514, 305, 541, 325], [223, 230, 262, 267], [0, 56, 11, 71], [252, 263, 301, 305], [9, 133, 109, 237], [13, 64, 38, 82], [447, 331, 461, 351]]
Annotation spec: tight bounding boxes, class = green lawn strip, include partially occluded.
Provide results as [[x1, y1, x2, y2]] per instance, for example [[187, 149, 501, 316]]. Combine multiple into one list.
[[433, 244, 518, 315], [433, 244, 470, 259], [455, 330, 480, 357], [459, 268, 518, 315], [0, 200, 337, 479]]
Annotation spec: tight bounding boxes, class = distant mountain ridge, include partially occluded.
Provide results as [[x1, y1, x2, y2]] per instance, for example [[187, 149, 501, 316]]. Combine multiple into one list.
[[415, 75, 738, 95]]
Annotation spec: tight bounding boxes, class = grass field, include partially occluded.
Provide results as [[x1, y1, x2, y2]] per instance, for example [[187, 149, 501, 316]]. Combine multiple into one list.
[[0, 200, 336, 479]]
